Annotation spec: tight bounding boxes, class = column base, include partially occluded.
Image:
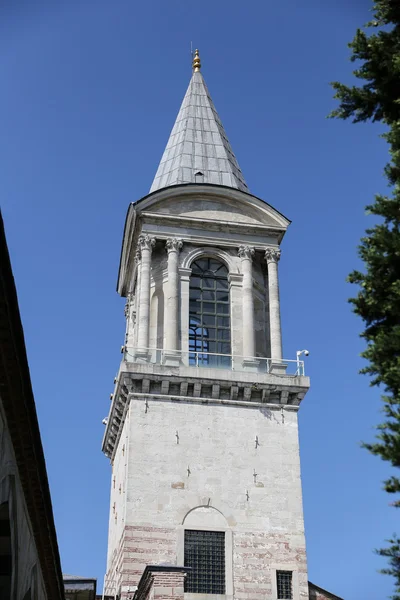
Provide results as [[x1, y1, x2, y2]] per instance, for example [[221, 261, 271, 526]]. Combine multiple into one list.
[[270, 361, 287, 375], [162, 351, 181, 367], [133, 349, 151, 363], [242, 358, 260, 373]]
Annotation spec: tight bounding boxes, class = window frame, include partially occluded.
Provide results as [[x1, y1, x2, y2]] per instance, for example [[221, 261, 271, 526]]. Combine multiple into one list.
[[271, 567, 299, 600], [184, 529, 226, 595], [276, 570, 293, 600], [177, 524, 233, 600]]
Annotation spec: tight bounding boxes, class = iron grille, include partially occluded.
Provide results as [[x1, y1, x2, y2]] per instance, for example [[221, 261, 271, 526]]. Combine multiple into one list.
[[184, 529, 225, 594], [277, 570, 293, 599]]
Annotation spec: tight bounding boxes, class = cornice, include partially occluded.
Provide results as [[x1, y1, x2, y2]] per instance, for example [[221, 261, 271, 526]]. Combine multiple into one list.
[[102, 365, 309, 460], [131, 183, 291, 227], [140, 211, 286, 235]]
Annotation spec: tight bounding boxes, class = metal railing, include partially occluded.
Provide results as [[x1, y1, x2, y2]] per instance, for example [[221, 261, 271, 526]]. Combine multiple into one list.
[[123, 347, 305, 376]]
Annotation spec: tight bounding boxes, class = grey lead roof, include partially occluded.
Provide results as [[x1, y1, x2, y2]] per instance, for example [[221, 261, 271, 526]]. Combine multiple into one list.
[[150, 70, 248, 193]]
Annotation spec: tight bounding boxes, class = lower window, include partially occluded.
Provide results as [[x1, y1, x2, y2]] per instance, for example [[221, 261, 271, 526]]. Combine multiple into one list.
[[184, 529, 225, 594], [277, 570, 293, 599]]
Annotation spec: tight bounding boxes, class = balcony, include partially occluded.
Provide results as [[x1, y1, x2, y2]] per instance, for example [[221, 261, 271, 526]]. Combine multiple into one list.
[[122, 347, 305, 377]]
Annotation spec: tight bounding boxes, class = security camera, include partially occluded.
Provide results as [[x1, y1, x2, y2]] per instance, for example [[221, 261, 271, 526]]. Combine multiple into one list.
[[304, 350, 309, 356], [102, 418, 108, 425]]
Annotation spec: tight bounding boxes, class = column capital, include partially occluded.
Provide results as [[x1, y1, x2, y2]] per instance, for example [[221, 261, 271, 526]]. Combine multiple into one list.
[[238, 245, 255, 260], [165, 238, 183, 253], [137, 234, 156, 253], [265, 247, 281, 264]]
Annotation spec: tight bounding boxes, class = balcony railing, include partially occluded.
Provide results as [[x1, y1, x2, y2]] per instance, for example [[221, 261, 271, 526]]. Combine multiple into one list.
[[122, 347, 305, 377]]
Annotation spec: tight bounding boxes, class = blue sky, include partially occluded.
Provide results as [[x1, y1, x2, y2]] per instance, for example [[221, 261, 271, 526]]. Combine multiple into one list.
[[0, 1, 395, 598]]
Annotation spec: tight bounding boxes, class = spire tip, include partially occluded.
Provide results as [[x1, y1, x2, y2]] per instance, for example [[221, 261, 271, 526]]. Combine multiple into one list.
[[192, 49, 201, 72]]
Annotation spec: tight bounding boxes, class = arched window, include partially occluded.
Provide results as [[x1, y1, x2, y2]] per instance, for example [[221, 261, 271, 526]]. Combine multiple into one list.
[[189, 258, 231, 367]]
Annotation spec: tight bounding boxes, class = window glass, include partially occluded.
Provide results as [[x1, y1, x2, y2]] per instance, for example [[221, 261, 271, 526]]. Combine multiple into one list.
[[189, 258, 231, 367]]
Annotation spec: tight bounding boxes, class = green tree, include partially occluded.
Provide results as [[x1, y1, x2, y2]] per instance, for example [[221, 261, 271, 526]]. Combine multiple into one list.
[[330, 1, 400, 597]]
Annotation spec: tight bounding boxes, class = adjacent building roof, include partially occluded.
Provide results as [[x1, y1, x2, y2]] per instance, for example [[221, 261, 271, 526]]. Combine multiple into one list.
[[64, 576, 97, 600], [0, 213, 64, 599], [308, 581, 344, 600], [150, 50, 248, 193]]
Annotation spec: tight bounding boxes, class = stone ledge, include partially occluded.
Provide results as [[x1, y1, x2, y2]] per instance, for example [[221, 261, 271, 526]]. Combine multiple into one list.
[[121, 360, 309, 388], [102, 368, 309, 460]]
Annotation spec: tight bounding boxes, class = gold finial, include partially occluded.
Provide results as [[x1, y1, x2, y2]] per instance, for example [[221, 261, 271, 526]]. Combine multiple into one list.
[[192, 48, 201, 72]]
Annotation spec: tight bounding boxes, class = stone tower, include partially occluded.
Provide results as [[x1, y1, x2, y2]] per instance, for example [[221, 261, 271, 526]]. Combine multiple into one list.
[[102, 50, 310, 600]]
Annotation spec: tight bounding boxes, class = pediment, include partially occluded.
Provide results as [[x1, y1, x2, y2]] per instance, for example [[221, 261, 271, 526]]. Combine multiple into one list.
[[136, 185, 289, 229]]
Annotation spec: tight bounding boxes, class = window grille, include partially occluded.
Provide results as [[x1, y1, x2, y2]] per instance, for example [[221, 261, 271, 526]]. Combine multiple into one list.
[[189, 258, 231, 368], [184, 529, 225, 594], [277, 570, 293, 599]]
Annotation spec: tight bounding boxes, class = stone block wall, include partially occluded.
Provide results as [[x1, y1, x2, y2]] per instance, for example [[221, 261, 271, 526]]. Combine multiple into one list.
[[134, 566, 187, 600], [105, 397, 308, 600], [105, 525, 178, 596]]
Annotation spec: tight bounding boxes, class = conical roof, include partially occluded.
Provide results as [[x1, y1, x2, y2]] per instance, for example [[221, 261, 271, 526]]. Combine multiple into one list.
[[150, 54, 248, 193]]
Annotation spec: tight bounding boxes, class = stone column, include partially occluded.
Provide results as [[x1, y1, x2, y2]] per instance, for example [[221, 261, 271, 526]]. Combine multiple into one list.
[[238, 246, 258, 370], [164, 238, 183, 363], [134, 249, 141, 348], [265, 247, 283, 361], [136, 234, 155, 355]]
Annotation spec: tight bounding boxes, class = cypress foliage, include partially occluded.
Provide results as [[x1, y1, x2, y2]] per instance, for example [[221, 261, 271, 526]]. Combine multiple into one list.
[[331, 1, 400, 597]]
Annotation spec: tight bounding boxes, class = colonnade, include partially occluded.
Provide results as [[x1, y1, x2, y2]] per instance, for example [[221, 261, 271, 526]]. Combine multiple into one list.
[[134, 235, 283, 362]]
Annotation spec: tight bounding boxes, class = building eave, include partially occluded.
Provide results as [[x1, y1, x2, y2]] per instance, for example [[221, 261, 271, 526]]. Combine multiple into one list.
[[0, 213, 64, 600]]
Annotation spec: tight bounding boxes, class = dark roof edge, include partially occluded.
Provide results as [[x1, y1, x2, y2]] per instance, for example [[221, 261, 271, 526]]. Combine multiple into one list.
[[141, 565, 190, 573], [63, 578, 97, 584], [0, 212, 64, 599]]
